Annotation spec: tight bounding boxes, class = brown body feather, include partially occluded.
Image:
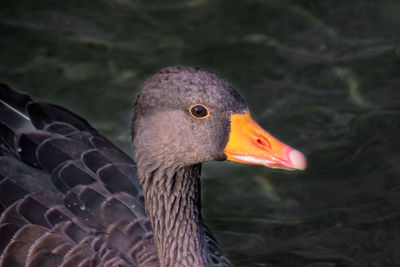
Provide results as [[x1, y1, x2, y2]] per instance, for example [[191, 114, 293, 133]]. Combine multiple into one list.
[[0, 84, 158, 266]]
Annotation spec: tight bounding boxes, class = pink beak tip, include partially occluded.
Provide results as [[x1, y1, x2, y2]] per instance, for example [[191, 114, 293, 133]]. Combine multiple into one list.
[[288, 149, 307, 170]]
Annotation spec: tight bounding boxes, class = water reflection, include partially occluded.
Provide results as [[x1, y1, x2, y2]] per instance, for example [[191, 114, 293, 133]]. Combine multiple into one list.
[[1, 0, 400, 266]]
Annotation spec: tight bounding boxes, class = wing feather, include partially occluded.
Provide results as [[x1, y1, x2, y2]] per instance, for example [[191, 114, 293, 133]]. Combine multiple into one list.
[[0, 85, 156, 266]]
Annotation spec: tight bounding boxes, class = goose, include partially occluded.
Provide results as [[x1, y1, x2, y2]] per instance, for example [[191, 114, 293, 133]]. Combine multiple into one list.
[[0, 66, 306, 267]]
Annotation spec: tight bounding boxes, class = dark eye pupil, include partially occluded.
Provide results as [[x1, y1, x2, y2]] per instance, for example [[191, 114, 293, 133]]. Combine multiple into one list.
[[191, 105, 208, 118]]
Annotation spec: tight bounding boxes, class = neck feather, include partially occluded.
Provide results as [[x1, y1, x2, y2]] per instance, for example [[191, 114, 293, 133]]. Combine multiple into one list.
[[137, 159, 210, 267]]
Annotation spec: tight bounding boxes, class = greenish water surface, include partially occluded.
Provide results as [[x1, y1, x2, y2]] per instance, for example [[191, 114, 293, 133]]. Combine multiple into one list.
[[1, 1, 400, 266]]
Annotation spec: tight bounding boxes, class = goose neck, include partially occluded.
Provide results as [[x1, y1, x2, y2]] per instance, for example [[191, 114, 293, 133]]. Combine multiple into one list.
[[138, 162, 210, 267]]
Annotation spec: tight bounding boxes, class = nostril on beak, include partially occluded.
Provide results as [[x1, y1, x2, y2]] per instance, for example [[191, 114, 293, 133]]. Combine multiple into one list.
[[256, 138, 270, 149]]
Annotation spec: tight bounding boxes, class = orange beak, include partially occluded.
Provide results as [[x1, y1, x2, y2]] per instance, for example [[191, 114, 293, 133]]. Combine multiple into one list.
[[223, 110, 307, 170]]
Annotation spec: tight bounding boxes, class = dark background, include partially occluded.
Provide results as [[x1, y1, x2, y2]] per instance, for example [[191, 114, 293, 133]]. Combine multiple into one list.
[[1, 1, 400, 266]]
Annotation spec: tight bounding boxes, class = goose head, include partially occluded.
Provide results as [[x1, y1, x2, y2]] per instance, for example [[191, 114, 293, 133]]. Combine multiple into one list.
[[132, 66, 306, 170]]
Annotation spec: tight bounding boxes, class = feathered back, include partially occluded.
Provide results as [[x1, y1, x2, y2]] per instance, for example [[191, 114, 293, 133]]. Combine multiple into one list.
[[0, 84, 157, 267]]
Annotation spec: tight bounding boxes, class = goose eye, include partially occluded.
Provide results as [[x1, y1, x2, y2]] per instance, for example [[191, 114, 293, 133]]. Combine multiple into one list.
[[189, 104, 210, 119]]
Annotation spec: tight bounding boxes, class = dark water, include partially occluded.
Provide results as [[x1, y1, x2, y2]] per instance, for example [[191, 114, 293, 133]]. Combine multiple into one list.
[[1, 1, 400, 266]]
